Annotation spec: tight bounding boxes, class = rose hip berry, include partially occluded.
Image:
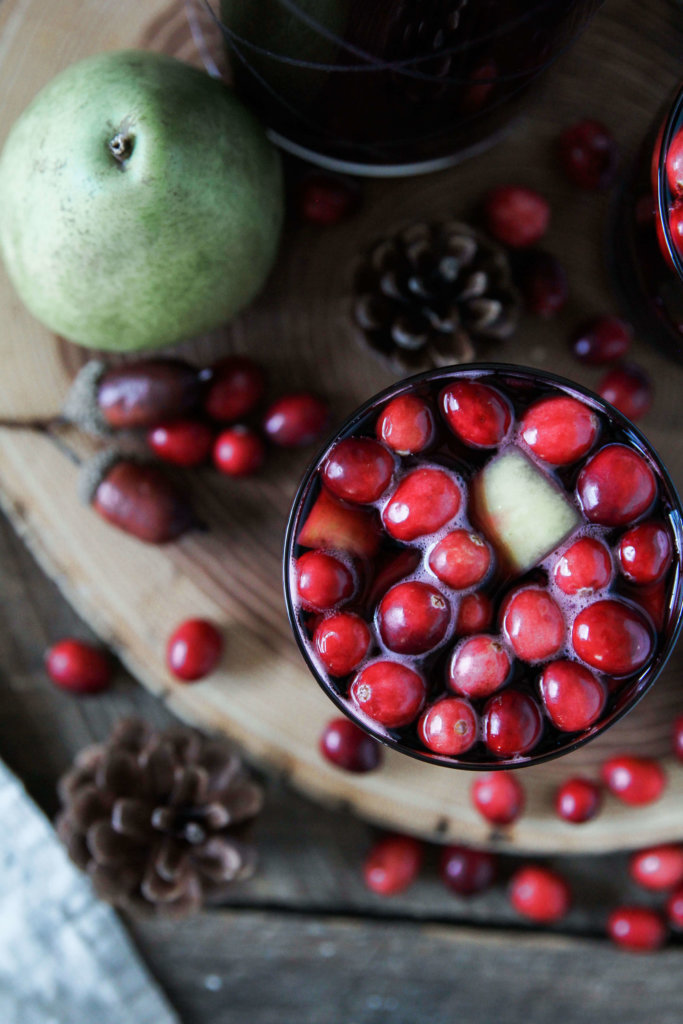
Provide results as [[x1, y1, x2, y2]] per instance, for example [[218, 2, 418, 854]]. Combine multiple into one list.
[[378, 581, 450, 655], [667, 889, 683, 929], [502, 587, 564, 662], [456, 592, 494, 635], [629, 845, 683, 891], [428, 530, 492, 590], [558, 119, 619, 191], [263, 393, 329, 447], [298, 172, 360, 226], [555, 777, 603, 824], [45, 639, 112, 695], [483, 690, 543, 757], [553, 536, 612, 596], [483, 185, 550, 248], [471, 772, 525, 825], [517, 250, 569, 318], [376, 394, 435, 454], [147, 419, 214, 467], [571, 316, 632, 366], [363, 834, 424, 896], [440, 381, 511, 448], [520, 396, 599, 466], [601, 756, 666, 805], [439, 846, 498, 897], [295, 551, 355, 611], [313, 612, 371, 676], [539, 660, 607, 732], [597, 364, 653, 422], [572, 600, 653, 676], [674, 714, 683, 761], [204, 356, 266, 422], [213, 426, 266, 476], [618, 522, 673, 585], [319, 718, 382, 773], [382, 467, 461, 542], [321, 438, 394, 504], [418, 697, 478, 756], [350, 661, 426, 728], [607, 907, 667, 952], [577, 444, 656, 527], [509, 865, 571, 923], [166, 619, 223, 682], [448, 635, 511, 699]]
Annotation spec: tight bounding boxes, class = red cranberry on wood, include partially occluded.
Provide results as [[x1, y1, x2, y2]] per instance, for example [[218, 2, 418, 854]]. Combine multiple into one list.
[[456, 592, 494, 636], [539, 660, 606, 732], [204, 356, 266, 422], [577, 444, 656, 527], [558, 119, 619, 191], [517, 250, 569, 318], [483, 690, 543, 757], [363, 834, 424, 896], [313, 612, 371, 676], [166, 619, 223, 682], [295, 550, 355, 612], [382, 467, 461, 542], [667, 888, 683, 929], [520, 396, 599, 465], [502, 587, 564, 662], [448, 635, 512, 699], [378, 581, 450, 655], [428, 530, 492, 590], [471, 772, 525, 825], [607, 907, 667, 952], [147, 419, 214, 467], [376, 394, 436, 454], [555, 777, 603, 824], [350, 661, 426, 728], [572, 599, 653, 676], [418, 697, 478, 756], [597, 364, 653, 422], [263, 393, 329, 447], [601, 756, 666, 806], [630, 845, 683, 892], [439, 846, 498, 897], [509, 865, 571, 923], [45, 639, 112, 695], [571, 316, 632, 366], [298, 173, 360, 226], [553, 536, 612, 595], [213, 426, 266, 477], [319, 718, 382, 773], [322, 438, 394, 505], [440, 380, 512, 448], [483, 185, 550, 248], [618, 522, 673, 585]]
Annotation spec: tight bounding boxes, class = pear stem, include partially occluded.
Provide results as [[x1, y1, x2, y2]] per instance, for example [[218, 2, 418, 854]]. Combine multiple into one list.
[[108, 131, 134, 165]]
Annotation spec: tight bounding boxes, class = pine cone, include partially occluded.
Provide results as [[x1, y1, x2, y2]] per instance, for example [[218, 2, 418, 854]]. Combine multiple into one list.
[[56, 718, 264, 917], [351, 220, 519, 374], [388, 0, 471, 102]]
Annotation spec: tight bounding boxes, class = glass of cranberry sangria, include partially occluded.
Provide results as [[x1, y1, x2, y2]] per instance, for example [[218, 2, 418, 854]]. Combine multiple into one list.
[[283, 365, 683, 769]]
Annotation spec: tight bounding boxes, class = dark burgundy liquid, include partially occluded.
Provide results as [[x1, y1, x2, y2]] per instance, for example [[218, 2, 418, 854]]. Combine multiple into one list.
[[285, 367, 683, 769], [218, 0, 603, 171]]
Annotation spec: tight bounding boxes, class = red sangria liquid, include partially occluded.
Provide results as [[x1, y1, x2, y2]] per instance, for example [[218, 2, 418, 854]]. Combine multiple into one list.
[[284, 366, 683, 769]]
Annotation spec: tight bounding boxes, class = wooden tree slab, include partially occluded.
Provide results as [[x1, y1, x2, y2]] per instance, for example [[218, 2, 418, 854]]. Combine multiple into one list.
[[1, 0, 682, 853]]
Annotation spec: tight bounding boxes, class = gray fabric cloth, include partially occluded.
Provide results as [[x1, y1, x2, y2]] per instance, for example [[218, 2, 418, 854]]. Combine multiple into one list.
[[0, 760, 179, 1024]]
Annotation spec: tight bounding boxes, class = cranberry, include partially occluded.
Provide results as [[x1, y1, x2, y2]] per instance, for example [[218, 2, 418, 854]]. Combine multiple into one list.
[[509, 865, 571, 923], [448, 635, 511, 699], [601, 755, 666, 805], [298, 487, 382, 560], [572, 600, 653, 676], [618, 522, 672, 585], [263, 393, 329, 447], [667, 888, 683, 929], [483, 690, 543, 757], [147, 419, 214, 467], [376, 394, 435, 454], [298, 172, 360, 226], [630, 579, 668, 631], [319, 717, 382, 773], [166, 619, 223, 681], [577, 444, 656, 527], [439, 845, 498, 896], [630, 845, 683, 891], [517, 250, 569, 318], [313, 612, 371, 676], [363, 834, 423, 896], [364, 549, 421, 614], [295, 550, 355, 611], [382, 467, 461, 542], [213, 426, 266, 476], [45, 638, 112, 695], [539, 660, 606, 732], [607, 907, 667, 952], [553, 536, 612, 595], [321, 438, 394, 504], [204, 356, 266, 422], [571, 316, 632, 366], [668, 204, 683, 260], [471, 772, 525, 825], [597, 364, 653, 422], [440, 380, 512, 448], [666, 128, 683, 194], [520, 396, 599, 466], [674, 713, 683, 761], [483, 185, 550, 248], [555, 777, 603, 823], [350, 661, 426, 728], [502, 587, 564, 662], [456, 592, 494, 636], [428, 530, 492, 590], [378, 581, 450, 655], [418, 697, 478, 756], [558, 119, 619, 191]]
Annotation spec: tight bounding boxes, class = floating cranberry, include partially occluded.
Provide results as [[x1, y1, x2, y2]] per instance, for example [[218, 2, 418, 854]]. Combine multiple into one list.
[[45, 638, 112, 695], [630, 579, 668, 631], [674, 714, 683, 762], [204, 356, 266, 422], [483, 185, 550, 248], [553, 536, 612, 595], [571, 316, 632, 366], [558, 119, 619, 191], [483, 690, 543, 757], [502, 587, 564, 662], [418, 697, 478, 756], [471, 772, 525, 825], [364, 549, 421, 615], [448, 635, 512, 699], [378, 581, 450, 655], [295, 551, 355, 612], [263, 393, 329, 447], [667, 888, 683, 929], [539, 660, 606, 732], [146, 419, 214, 468], [440, 380, 512, 448], [439, 845, 498, 896], [577, 444, 656, 527], [166, 619, 223, 682], [313, 612, 371, 676], [321, 438, 394, 504], [376, 394, 435, 454], [607, 907, 667, 952], [456, 592, 494, 636], [601, 755, 666, 806], [666, 128, 683, 194], [319, 717, 382, 773], [428, 530, 492, 590], [382, 467, 461, 542], [520, 396, 599, 465], [298, 172, 360, 226], [509, 865, 571, 923], [363, 834, 424, 896], [213, 426, 266, 477], [597, 364, 653, 422], [630, 845, 683, 891], [517, 250, 569, 318], [350, 661, 426, 728], [555, 777, 603, 823], [572, 600, 653, 676], [618, 522, 672, 585]]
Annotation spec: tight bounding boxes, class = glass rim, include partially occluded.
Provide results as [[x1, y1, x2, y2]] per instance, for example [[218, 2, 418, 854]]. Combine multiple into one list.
[[658, 81, 683, 280]]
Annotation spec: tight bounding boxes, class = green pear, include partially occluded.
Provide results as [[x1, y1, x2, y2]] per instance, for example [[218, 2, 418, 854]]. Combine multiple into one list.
[[0, 50, 284, 352]]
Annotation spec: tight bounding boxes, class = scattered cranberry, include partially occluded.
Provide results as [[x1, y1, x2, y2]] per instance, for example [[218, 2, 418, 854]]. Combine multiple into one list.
[[439, 845, 498, 896], [572, 599, 653, 676], [295, 551, 355, 612], [517, 250, 569, 317], [382, 467, 461, 542], [618, 521, 672, 585], [630, 845, 683, 891], [263, 393, 329, 447], [673, 713, 683, 762], [363, 834, 424, 896], [558, 119, 619, 190], [350, 661, 426, 728], [553, 536, 612, 595], [555, 777, 603, 824], [147, 419, 214, 467], [378, 581, 450, 655], [313, 612, 371, 676], [418, 697, 478, 756], [577, 444, 656, 527], [440, 380, 512, 448], [321, 438, 394, 504], [539, 660, 606, 732], [502, 587, 564, 662], [509, 865, 571, 923], [428, 530, 492, 590], [607, 907, 667, 952], [520, 395, 599, 465], [597, 364, 653, 422], [45, 638, 112, 695], [666, 129, 683, 194], [456, 592, 494, 635], [319, 717, 382, 773], [571, 316, 632, 366], [376, 394, 435, 454], [213, 426, 266, 476], [448, 635, 511, 699], [667, 888, 683, 929], [483, 690, 543, 757], [471, 772, 525, 825], [298, 172, 360, 226], [601, 755, 666, 806], [166, 619, 223, 681], [204, 356, 266, 422], [483, 185, 550, 248]]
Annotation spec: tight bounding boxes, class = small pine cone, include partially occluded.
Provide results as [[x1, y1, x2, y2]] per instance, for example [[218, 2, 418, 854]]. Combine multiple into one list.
[[351, 220, 519, 374], [56, 718, 264, 917]]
